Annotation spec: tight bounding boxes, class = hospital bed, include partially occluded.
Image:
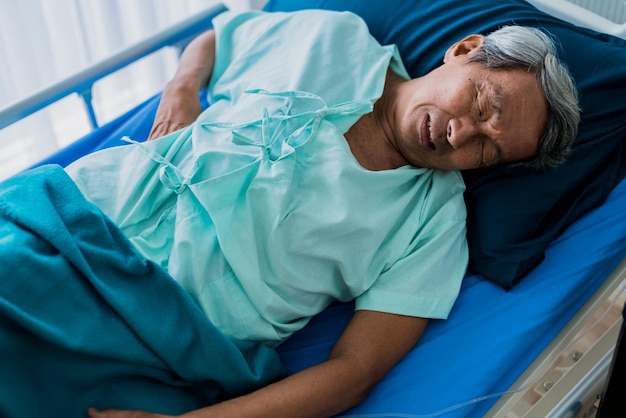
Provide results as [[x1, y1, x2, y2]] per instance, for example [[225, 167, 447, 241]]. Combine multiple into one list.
[[1, 0, 625, 416]]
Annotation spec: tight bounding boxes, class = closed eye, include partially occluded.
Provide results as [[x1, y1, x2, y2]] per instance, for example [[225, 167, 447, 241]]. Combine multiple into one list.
[[473, 83, 485, 121], [475, 80, 503, 122], [479, 140, 486, 167], [480, 137, 505, 167]]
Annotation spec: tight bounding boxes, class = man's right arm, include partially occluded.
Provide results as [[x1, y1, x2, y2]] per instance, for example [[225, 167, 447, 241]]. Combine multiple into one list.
[[148, 29, 216, 140]]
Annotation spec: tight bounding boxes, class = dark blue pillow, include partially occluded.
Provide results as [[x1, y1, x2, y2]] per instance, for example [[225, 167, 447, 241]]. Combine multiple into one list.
[[265, 0, 626, 287]]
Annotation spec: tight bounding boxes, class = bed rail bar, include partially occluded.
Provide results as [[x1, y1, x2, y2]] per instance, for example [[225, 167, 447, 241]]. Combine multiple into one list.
[[527, 0, 626, 39], [0, 3, 227, 131]]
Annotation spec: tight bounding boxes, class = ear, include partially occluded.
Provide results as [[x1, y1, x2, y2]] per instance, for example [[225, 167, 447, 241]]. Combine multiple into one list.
[[443, 34, 485, 63]]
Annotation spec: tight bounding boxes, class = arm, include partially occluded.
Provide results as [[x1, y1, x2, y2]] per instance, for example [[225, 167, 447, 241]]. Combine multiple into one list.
[[88, 310, 429, 418], [186, 310, 429, 418], [148, 29, 216, 140]]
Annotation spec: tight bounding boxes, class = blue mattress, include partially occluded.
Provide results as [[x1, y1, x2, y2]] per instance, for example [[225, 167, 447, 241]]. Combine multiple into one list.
[[32, 90, 626, 417], [279, 179, 626, 417]]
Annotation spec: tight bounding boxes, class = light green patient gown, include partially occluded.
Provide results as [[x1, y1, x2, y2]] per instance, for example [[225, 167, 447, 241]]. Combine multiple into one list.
[[66, 10, 468, 347]]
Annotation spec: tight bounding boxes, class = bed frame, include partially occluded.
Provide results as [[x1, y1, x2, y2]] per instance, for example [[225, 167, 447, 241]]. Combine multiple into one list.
[[0, 4, 227, 132], [488, 4, 626, 417], [486, 261, 626, 417], [0, 2, 624, 417]]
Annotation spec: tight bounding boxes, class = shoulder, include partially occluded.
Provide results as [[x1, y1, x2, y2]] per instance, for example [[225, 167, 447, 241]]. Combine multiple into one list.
[[419, 169, 466, 222], [212, 9, 372, 41], [425, 169, 466, 202], [214, 9, 367, 24]]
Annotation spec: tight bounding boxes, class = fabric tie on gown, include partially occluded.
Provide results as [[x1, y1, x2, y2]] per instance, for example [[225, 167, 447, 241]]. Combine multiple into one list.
[[123, 89, 372, 195], [122, 133, 190, 195], [198, 89, 373, 164]]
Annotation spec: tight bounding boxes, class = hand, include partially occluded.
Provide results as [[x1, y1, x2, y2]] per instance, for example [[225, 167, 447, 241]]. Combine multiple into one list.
[[147, 29, 215, 141], [87, 407, 173, 418], [147, 82, 203, 140]]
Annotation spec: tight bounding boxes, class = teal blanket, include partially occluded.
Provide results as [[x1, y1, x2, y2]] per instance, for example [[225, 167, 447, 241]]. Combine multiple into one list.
[[0, 165, 287, 418]]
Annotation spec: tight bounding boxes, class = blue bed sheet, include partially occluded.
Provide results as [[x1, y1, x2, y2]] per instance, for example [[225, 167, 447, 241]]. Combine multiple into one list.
[[278, 174, 626, 417], [32, 92, 626, 417]]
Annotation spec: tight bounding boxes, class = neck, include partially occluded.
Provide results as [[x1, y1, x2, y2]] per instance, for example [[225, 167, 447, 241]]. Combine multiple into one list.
[[344, 70, 407, 171]]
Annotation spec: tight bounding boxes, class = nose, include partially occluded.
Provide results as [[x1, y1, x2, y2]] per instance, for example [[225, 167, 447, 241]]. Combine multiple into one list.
[[447, 117, 481, 149]]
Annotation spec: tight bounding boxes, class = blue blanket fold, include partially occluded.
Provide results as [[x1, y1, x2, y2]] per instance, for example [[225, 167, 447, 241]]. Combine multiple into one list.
[[0, 165, 287, 418]]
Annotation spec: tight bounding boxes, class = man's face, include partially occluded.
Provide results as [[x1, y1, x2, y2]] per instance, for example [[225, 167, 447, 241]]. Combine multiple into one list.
[[393, 35, 548, 171]]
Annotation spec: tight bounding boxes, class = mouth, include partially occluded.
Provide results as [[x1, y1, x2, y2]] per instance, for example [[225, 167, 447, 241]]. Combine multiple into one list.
[[420, 114, 436, 151]]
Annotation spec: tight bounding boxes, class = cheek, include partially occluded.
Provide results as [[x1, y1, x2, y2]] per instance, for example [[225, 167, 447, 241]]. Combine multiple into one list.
[[448, 146, 484, 170], [436, 70, 474, 104]]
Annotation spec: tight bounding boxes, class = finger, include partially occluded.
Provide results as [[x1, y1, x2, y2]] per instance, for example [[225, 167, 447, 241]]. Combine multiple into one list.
[[147, 122, 187, 141], [88, 407, 171, 418], [147, 123, 169, 141], [87, 408, 105, 417], [87, 407, 128, 418]]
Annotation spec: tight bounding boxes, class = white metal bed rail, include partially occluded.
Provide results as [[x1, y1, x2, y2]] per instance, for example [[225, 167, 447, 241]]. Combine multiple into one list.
[[0, 3, 227, 132]]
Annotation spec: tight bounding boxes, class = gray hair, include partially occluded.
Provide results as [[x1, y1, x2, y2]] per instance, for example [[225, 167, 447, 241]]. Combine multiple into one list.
[[469, 25, 580, 170]]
